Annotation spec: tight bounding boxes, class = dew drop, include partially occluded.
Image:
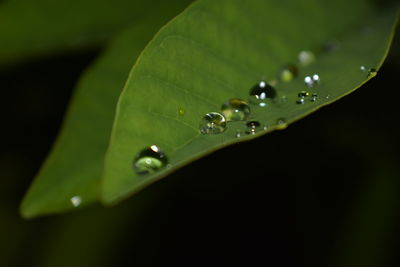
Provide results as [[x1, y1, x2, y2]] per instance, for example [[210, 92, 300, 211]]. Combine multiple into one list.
[[245, 121, 262, 135], [296, 98, 305, 105], [199, 112, 227, 134], [280, 95, 288, 103], [70, 196, 82, 207], [235, 130, 242, 138], [133, 145, 168, 175], [221, 98, 251, 121], [360, 65, 367, 72], [304, 74, 320, 87], [178, 107, 185, 116], [298, 91, 310, 97], [310, 93, 318, 102], [298, 50, 315, 66], [249, 81, 277, 107], [276, 118, 288, 130], [367, 68, 377, 78], [279, 64, 298, 82]]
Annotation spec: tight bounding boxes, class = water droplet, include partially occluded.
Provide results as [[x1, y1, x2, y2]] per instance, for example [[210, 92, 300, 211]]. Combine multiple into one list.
[[70, 196, 82, 207], [235, 130, 242, 138], [304, 74, 320, 87], [326, 94, 331, 100], [360, 66, 377, 78], [221, 98, 251, 121], [245, 121, 261, 135], [199, 112, 227, 134], [276, 118, 288, 130], [310, 93, 318, 102], [249, 81, 277, 107], [133, 145, 168, 175], [296, 98, 305, 105], [263, 125, 268, 130], [178, 107, 185, 116], [279, 64, 298, 82], [367, 68, 377, 78], [298, 50, 315, 66], [298, 91, 310, 97], [280, 95, 288, 103]]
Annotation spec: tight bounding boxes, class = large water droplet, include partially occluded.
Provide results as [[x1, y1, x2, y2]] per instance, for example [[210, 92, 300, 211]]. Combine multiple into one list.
[[245, 121, 261, 135], [249, 81, 276, 107], [276, 118, 288, 130], [199, 112, 227, 134], [298, 50, 315, 66], [70, 196, 82, 207], [279, 64, 298, 82], [221, 99, 251, 121], [133, 145, 168, 175]]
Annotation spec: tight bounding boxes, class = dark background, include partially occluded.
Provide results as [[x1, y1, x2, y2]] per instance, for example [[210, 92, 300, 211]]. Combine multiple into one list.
[[0, 23, 399, 267]]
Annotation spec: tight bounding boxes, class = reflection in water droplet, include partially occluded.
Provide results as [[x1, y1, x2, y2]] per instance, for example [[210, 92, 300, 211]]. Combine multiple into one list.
[[178, 107, 185, 116], [279, 64, 298, 82], [199, 112, 227, 134], [276, 118, 288, 130], [249, 81, 276, 107], [133, 145, 168, 175], [298, 50, 315, 66], [70, 196, 82, 207], [245, 121, 261, 135], [221, 98, 251, 121], [296, 98, 305, 105]]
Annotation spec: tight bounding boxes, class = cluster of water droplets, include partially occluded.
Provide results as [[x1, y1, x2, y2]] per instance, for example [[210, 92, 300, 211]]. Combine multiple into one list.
[[132, 46, 378, 175]]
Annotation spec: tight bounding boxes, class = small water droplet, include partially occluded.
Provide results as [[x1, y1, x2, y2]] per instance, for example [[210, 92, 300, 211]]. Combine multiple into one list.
[[310, 93, 318, 102], [279, 64, 298, 82], [221, 98, 251, 121], [304, 74, 320, 87], [298, 50, 315, 66], [280, 95, 288, 103], [298, 91, 310, 97], [235, 130, 242, 138], [276, 118, 288, 130], [245, 121, 262, 135], [178, 107, 185, 116], [296, 98, 305, 104], [70, 196, 82, 207], [367, 68, 377, 78], [249, 81, 277, 107], [199, 112, 227, 134], [133, 145, 168, 175], [360, 65, 367, 72], [263, 125, 268, 130], [326, 94, 331, 100]]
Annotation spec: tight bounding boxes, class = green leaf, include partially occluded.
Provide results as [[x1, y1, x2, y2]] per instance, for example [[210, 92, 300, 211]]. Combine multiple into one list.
[[0, 0, 183, 67], [20, 1, 193, 218], [102, 0, 398, 203]]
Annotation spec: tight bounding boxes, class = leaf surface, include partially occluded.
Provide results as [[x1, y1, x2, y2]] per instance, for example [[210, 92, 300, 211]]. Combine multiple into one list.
[[20, 1, 192, 218], [102, 0, 398, 203]]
